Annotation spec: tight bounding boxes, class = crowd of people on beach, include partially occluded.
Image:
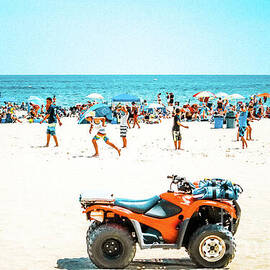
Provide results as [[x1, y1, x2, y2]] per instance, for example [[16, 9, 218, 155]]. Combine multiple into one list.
[[1, 91, 270, 153]]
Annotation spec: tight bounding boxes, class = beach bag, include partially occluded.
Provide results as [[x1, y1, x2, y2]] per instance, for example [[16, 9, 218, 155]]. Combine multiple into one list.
[[193, 178, 243, 200]]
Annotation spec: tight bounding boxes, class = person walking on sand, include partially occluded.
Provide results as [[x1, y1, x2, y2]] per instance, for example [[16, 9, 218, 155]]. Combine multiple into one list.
[[132, 102, 140, 129], [237, 104, 248, 149], [172, 108, 189, 150], [86, 112, 121, 157], [117, 105, 130, 148], [40, 97, 62, 147]]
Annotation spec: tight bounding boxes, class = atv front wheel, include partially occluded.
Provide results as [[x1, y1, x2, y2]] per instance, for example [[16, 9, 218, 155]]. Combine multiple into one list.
[[86, 223, 136, 269], [188, 224, 236, 268]]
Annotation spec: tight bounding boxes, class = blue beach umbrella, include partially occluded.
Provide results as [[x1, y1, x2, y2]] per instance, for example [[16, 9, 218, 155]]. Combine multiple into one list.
[[89, 103, 108, 111], [78, 104, 112, 124]]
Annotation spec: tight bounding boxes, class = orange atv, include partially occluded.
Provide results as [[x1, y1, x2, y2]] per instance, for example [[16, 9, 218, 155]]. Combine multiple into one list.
[[79, 175, 241, 269]]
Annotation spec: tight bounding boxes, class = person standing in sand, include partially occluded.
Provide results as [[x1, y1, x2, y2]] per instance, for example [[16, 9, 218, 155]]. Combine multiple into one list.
[[246, 106, 259, 141], [132, 102, 140, 129], [237, 104, 248, 149], [172, 108, 189, 150], [86, 112, 121, 157], [40, 97, 62, 147], [117, 105, 130, 148]]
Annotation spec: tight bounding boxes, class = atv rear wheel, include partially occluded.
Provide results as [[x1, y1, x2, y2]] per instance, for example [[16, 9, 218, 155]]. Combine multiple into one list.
[[86, 223, 136, 269], [188, 224, 236, 268]]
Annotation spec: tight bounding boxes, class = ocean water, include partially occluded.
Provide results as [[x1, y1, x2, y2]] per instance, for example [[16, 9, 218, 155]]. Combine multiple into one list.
[[0, 75, 269, 107]]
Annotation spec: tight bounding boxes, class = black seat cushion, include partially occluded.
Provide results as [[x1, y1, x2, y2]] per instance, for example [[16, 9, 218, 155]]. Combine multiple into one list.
[[114, 196, 160, 214]]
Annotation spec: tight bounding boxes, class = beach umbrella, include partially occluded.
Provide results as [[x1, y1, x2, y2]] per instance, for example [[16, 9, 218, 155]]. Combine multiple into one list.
[[148, 103, 164, 109], [257, 93, 270, 98], [89, 103, 108, 111], [216, 92, 229, 98], [87, 93, 104, 99], [193, 91, 216, 98], [112, 94, 140, 103], [227, 94, 245, 100], [78, 104, 112, 124], [28, 96, 43, 105]]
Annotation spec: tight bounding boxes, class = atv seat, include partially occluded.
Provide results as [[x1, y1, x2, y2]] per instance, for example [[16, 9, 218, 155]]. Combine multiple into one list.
[[114, 196, 160, 214]]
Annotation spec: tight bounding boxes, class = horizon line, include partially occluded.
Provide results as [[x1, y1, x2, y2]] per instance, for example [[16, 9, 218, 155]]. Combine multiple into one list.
[[0, 74, 270, 76]]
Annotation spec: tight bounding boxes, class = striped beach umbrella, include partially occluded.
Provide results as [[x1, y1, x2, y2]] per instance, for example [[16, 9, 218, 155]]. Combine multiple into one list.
[[193, 91, 216, 98]]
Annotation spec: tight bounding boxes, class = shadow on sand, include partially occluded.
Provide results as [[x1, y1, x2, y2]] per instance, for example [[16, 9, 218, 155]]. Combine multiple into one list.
[[56, 257, 200, 270]]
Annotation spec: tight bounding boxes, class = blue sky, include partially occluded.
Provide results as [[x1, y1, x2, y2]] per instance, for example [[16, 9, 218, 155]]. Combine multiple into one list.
[[0, 0, 270, 75]]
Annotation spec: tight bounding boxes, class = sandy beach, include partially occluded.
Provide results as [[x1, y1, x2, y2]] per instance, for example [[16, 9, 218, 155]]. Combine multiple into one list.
[[0, 119, 270, 270]]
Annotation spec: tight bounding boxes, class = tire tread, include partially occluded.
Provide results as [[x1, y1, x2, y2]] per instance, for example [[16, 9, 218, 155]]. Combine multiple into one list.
[[86, 222, 136, 269], [187, 224, 236, 268]]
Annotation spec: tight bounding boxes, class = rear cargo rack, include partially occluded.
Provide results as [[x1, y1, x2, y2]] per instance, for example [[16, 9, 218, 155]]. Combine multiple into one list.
[[80, 196, 115, 209]]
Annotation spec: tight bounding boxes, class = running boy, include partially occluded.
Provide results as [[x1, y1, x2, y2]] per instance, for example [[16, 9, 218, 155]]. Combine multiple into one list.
[[86, 112, 121, 157], [172, 108, 189, 150]]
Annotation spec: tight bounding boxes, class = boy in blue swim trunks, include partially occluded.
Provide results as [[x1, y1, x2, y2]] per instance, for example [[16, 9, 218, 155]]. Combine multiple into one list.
[[237, 104, 248, 149], [40, 97, 62, 147]]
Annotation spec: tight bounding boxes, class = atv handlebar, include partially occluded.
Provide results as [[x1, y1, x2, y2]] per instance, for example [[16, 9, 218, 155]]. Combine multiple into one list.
[[167, 175, 186, 182], [167, 175, 195, 194], [167, 175, 179, 187], [168, 175, 185, 190]]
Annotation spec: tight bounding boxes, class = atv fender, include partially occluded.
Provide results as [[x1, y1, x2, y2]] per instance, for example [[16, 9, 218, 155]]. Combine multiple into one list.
[[84, 204, 181, 243], [184, 200, 237, 219]]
